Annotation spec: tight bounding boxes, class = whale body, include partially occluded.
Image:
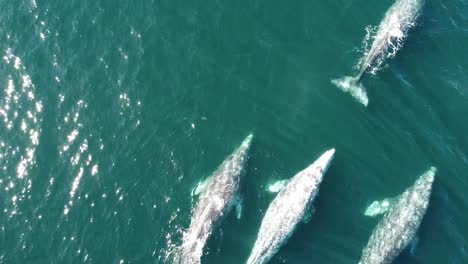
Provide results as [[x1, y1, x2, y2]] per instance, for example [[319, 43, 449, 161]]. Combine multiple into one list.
[[180, 134, 253, 264], [357, 0, 424, 81], [359, 167, 436, 264], [333, 0, 424, 106], [246, 149, 335, 264]]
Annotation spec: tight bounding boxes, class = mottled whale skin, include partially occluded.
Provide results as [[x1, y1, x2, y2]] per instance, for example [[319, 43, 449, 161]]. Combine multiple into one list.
[[359, 167, 436, 264], [247, 149, 335, 264], [356, 0, 424, 82], [180, 134, 253, 264]]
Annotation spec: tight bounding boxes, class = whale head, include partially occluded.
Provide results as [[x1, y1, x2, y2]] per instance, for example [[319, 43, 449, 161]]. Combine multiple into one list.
[[300, 148, 335, 188], [411, 166, 436, 200], [234, 134, 253, 158], [314, 148, 335, 174], [242, 134, 253, 149]]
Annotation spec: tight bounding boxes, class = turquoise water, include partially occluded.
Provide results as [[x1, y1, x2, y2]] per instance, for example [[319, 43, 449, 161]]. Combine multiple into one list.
[[0, 0, 467, 263]]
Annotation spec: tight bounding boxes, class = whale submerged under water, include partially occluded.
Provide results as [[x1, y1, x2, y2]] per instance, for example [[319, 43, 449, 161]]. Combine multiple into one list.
[[246, 149, 335, 264], [332, 0, 424, 106], [179, 134, 253, 264]]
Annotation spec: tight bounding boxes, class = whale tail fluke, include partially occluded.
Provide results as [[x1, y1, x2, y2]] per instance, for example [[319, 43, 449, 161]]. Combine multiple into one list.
[[332, 76, 368, 107]]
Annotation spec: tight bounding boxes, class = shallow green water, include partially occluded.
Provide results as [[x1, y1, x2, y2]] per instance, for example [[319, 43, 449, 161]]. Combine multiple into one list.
[[0, 0, 467, 263]]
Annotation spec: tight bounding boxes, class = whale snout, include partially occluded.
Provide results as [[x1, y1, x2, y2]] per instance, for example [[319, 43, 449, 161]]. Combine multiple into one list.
[[425, 166, 436, 183], [241, 134, 254, 149], [326, 148, 335, 159], [419, 166, 436, 184], [314, 148, 335, 173]]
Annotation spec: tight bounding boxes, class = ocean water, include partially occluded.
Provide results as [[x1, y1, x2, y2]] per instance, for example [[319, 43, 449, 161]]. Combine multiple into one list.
[[0, 0, 467, 263]]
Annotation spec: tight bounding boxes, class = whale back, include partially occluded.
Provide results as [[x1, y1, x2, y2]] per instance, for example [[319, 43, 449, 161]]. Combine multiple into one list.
[[361, 0, 424, 75], [180, 135, 252, 263], [247, 149, 335, 264]]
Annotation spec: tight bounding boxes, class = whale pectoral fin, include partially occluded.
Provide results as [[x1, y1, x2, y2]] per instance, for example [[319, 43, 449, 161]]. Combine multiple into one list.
[[267, 179, 289, 193], [364, 198, 395, 217], [235, 197, 243, 220], [410, 236, 420, 255], [192, 177, 212, 196]]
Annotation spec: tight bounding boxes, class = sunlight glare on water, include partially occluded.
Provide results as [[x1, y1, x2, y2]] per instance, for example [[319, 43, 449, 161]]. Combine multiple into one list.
[[0, 0, 467, 263]]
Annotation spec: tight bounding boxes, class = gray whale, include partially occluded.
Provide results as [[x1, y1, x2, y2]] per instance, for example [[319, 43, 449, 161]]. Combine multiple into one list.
[[359, 167, 436, 264], [247, 149, 335, 264], [180, 134, 253, 264]]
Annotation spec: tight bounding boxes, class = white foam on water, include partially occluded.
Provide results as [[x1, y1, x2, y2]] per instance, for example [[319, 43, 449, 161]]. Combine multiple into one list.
[[159, 210, 185, 264]]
